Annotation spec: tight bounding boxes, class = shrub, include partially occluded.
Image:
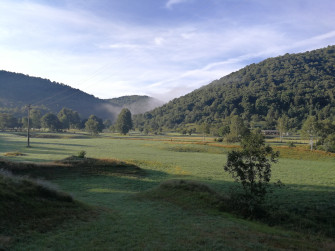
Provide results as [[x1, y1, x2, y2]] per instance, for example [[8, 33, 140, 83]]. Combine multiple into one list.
[[323, 134, 335, 153], [287, 142, 296, 148], [77, 150, 86, 158]]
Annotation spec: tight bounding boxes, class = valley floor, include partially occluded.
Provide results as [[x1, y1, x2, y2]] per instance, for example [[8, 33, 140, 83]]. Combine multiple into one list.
[[0, 132, 334, 250]]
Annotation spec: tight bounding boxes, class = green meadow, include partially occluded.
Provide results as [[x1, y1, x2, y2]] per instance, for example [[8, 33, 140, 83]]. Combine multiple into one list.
[[1, 132, 335, 250]]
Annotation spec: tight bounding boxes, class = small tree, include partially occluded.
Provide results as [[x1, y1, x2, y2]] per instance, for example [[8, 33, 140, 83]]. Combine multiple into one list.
[[85, 116, 100, 135], [116, 108, 133, 135], [200, 122, 210, 141], [226, 115, 249, 143], [224, 132, 279, 213]]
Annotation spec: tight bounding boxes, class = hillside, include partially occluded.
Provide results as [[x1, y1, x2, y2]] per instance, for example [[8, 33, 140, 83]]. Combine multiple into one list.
[[0, 71, 119, 120], [134, 45, 335, 130], [105, 95, 164, 115]]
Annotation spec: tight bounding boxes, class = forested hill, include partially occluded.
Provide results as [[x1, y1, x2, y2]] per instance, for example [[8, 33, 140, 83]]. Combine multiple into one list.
[[135, 45, 335, 130], [0, 71, 119, 120], [105, 95, 164, 115]]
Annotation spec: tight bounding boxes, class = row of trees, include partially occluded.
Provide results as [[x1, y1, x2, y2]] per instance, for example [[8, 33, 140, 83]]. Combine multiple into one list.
[[138, 113, 335, 152], [0, 107, 134, 136], [1, 104, 334, 152]]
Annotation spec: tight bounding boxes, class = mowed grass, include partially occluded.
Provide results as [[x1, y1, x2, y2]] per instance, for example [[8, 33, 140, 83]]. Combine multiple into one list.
[[1, 132, 335, 249]]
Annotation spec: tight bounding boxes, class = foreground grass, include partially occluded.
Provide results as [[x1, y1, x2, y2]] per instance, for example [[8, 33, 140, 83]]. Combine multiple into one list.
[[7, 164, 335, 250], [1, 132, 335, 249], [0, 169, 93, 250]]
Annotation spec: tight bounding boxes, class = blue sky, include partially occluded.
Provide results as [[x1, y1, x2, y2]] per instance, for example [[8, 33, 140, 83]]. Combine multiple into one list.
[[1, 0, 334, 101]]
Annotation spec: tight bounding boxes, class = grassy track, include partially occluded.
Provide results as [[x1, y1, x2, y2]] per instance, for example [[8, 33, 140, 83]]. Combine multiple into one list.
[[1, 132, 335, 249]]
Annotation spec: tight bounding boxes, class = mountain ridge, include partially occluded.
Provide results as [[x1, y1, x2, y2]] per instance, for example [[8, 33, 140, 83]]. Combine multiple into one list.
[[134, 45, 335, 130], [0, 71, 161, 120]]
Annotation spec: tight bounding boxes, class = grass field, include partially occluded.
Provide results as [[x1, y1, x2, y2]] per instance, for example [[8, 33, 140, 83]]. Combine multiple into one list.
[[1, 132, 335, 250]]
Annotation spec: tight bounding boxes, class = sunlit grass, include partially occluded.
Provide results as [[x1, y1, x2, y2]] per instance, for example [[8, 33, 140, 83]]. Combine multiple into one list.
[[1, 132, 335, 249]]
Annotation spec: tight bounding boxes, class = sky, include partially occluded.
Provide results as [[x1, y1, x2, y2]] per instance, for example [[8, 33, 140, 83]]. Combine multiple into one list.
[[0, 0, 335, 102]]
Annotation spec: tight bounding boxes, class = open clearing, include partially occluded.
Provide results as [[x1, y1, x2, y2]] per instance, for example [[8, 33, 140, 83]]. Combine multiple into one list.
[[1, 132, 335, 250]]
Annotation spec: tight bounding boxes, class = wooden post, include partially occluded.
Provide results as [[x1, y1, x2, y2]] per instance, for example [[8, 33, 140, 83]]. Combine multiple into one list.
[[27, 104, 31, 147]]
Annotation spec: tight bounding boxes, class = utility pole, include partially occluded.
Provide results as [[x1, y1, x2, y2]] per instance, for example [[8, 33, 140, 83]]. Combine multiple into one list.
[[27, 104, 31, 147]]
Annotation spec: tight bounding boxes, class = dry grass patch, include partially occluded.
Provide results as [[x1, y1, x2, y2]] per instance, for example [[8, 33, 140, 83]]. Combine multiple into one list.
[[275, 146, 335, 160], [3, 151, 26, 157]]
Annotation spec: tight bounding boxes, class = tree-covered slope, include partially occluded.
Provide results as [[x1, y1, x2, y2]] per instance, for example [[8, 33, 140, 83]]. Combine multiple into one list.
[[105, 95, 164, 115], [135, 45, 335, 130], [0, 71, 118, 120]]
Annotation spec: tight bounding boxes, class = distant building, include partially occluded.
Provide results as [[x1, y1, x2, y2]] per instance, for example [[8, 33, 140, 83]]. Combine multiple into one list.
[[261, 130, 280, 136]]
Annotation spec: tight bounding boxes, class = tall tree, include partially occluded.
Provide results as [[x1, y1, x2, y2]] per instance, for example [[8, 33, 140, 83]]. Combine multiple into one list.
[[276, 114, 288, 142], [85, 117, 100, 135], [0, 113, 18, 129], [226, 115, 249, 142], [57, 108, 81, 129], [88, 115, 104, 132], [200, 122, 211, 141], [30, 109, 42, 129], [41, 113, 62, 131], [85, 115, 104, 135], [301, 116, 318, 150], [116, 108, 133, 135]]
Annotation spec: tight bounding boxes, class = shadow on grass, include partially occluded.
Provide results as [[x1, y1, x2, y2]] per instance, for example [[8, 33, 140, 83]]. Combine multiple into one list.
[[31, 141, 90, 147], [200, 178, 335, 237], [1, 155, 334, 238], [0, 137, 90, 162]]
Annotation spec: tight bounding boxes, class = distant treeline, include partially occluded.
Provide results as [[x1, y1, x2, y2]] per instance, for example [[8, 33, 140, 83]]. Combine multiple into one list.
[[0, 107, 110, 134]]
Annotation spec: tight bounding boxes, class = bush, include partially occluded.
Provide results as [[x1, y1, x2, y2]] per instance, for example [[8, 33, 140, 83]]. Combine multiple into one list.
[[323, 134, 335, 153], [77, 150, 86, 158], [287, 142, 296, 148]]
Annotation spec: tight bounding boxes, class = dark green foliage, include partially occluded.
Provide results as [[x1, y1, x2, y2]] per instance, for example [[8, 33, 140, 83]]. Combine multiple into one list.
[[77, 150, 86, 158], [225, 115, 249, 142], [322, 134, 335, 152], [134, 45, 335, 130], [116, 108, 133, 135], [224, 132, 279, 216], [0, 113, 18, 129], [106, 95, 152, 107], [85, 115, 104, 135], [41, 113, 62, 131], [31, 110, 41, 128], [57, 108, 81, 129]]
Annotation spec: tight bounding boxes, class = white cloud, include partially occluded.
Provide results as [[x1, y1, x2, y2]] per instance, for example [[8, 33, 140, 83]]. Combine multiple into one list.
[[165, 0, 191, 9], [0, 0, 334, 102], [154, 37, 165, 46]]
